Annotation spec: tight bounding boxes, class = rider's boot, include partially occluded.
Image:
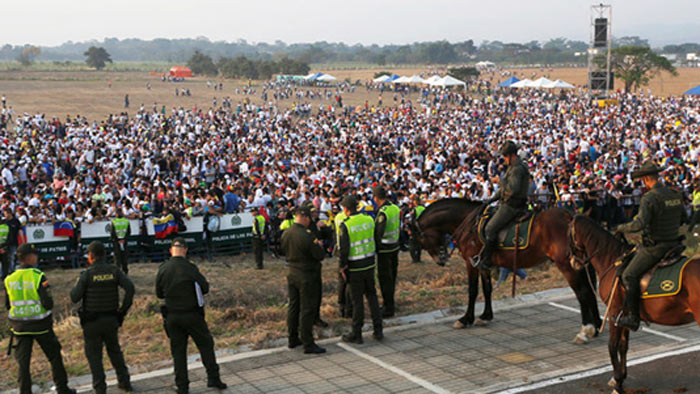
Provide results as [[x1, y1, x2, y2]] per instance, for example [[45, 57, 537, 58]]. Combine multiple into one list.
[[619, 281, 641, 331], [473, 237, 497, 272]]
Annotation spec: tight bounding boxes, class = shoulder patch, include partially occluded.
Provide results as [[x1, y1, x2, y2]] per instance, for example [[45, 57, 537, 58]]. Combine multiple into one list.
[[377, 214, 385, 223]]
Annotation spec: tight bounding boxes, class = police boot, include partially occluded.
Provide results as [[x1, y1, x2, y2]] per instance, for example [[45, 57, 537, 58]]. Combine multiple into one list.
[[473, 237, 497, 272], [372, 324, 384, 341], [342, 330, 363, 344], [619, 282, 641, 331]]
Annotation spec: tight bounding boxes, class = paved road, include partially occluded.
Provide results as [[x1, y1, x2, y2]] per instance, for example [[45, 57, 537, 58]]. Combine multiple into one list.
[[49, 289, 699, 394]]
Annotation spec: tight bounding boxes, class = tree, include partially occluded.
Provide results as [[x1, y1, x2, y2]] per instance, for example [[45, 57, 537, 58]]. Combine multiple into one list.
[[595, 46, 677, 91], [16, 45, 41, 66], [84, 46, 112, 70], [448, 66, 480, 81], [187, 50, 218, 77]]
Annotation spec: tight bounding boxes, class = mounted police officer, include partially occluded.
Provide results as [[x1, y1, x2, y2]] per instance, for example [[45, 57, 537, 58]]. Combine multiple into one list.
[[252, 207, 266, 269], [70, 241, 135, 393], [473, 140, 531, 272], [373, 185, 401, 317], [110, 210, 131, 275], [4, 243, 76, 394], [614, 161, 687, 331], [338, 195, 383, 344]]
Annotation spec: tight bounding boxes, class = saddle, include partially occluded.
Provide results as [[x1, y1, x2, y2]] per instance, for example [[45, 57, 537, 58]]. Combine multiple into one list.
[[638, 244, 689, 298], [477, 207, 536, 250]]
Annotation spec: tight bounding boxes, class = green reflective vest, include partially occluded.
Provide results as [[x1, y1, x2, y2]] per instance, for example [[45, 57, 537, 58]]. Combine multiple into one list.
[[345, 214, 376, 270], [5, 268, 51, 325], [253, 215, 265, 235], [414, 206, 425, 219], [378, 203, 400, 246], [112, 218, 130, 239], [0, 224, 8, 245], [693, 190, 700, 209], [334, 211, 347, 245], [280, 219, 293, 231]]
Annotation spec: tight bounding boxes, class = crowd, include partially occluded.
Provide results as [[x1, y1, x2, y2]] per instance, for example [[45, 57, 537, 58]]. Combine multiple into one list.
[[1, 84, 700, 270]]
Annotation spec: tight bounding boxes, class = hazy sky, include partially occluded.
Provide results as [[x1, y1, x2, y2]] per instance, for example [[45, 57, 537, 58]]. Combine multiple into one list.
[[4, 0, 699, 46]]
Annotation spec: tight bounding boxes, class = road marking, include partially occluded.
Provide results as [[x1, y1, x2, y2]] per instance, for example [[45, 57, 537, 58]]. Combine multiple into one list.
[[497, 342, 700, 393], [547, 302, 686, 342], [337, 342, 451, 394]]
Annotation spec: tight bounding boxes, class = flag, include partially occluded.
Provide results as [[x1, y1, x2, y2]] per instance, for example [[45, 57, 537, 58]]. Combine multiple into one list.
[[17, 226, 27, 245], [53, 220, 74, 237], [154, 214, 178, 239]]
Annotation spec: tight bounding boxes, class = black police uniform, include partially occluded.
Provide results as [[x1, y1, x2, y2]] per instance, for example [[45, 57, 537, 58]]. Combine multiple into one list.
[[280, 222, 326, 352], [155, 255, 224, 393], [375, 201, 400, 317], [70, 258, 135, 393]]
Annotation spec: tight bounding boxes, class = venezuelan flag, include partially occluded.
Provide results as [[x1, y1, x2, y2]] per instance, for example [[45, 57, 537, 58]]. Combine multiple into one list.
[[53, 220, 75, 237], [154, 214, 178, 239]]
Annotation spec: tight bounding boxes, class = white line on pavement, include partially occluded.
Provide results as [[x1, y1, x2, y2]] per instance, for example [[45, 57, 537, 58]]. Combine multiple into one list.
[[547, 302, 687, 342], [337, 342, 451, 394], [496, 342, 700, 393]]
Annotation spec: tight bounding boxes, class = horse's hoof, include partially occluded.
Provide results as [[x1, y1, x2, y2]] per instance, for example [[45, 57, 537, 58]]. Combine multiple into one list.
[[572, 333, 590, 344], [474, 318, 489, 327], [611, 389, 622, 394], [453, 321, 470, 329], [608, 377, 616, 387]]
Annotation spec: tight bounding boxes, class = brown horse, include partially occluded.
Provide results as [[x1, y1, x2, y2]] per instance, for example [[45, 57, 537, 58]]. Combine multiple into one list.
[[413, 198, 602, 343], [570, 214, 700, 393]]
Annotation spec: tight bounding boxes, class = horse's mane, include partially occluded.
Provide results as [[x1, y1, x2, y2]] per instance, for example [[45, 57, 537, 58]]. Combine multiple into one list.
[[572, 214, 626, 262]]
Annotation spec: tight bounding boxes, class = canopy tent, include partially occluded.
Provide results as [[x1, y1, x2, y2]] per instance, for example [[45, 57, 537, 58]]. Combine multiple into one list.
[[685, 85, 700, 95], [531, 77, 554, 88], [510, 79, 534, 88], [316, 74, 337, 82], [476, 61, 496, 71], [403, 74, 426, 83], [304, 72, 324, 81], [385, 74, 401, 82], [498, 76, 520, 87], [545, 79, 576, 89], [392, 76, 410, 83], [429, 75, 466, 87], [169, 66, 192, 78], [423, 75, 441, 84], [373, 75, 391, 83]]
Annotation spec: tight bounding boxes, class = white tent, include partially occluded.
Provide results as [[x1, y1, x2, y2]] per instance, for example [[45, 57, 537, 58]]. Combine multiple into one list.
[[531, 77, 554, 88], [510, 79, 534, 88], [423, 75, 442, 85], [545, 79, 576, 89], [429, 75, 466, 87], [392, 76, 410, 84], [404, 74, 425, 83], [316, 74, 337, 82], [373, 75, 390, 83], [304, 72, 323, 81]]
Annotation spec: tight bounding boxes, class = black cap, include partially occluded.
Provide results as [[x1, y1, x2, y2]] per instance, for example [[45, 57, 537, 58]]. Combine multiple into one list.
[[171, 237, 187, 248], [87, 241, 105, 257], [372, 185, 388, 199], [341, 195, 358, 210], [16, 243, 37, 259], [500, 140, 519, 156], [295, 205, 312, 217]]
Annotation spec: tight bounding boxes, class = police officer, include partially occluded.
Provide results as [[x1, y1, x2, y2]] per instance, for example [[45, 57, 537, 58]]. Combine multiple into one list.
[[409, 196, 425, 264], [4, 244, 76, 394], [155, 238, 227, 394], [303, 202, 331, 328], [334, 202, 352, 318], [70, 241, 135, 393], [373, 185, 400, 317], [110, 210, 131, 275], [615, 161, 687, 331], [280, 205, 326, 354], [338, 195, 383, 344], [473, 140, 531, 271], [0, 213, 11, 279], [252, 207, 266, 269]]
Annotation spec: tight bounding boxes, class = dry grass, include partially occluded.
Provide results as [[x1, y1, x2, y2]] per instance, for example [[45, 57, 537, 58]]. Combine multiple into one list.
[[1, 67, 699, 122], [0, 252, 568, 390]]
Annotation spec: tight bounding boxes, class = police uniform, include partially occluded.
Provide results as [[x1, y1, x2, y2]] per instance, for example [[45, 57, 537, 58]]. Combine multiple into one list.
[[280, 206, 326, 354], [0, 220, 10, 279], [304, 203, 332, 328], [409, 201, 425, 263], [373, 186, 400, 317], [4, 244, 75, 394], [334, 210, 352, 318], [338, 195, 383, 343], [155, 238, 226, 393], [615, 161, 687, 330], [70, 241, 135, 393], [110, 216, 131, 274], [475, 141, 531, 271], [252, 212, 266, 269]]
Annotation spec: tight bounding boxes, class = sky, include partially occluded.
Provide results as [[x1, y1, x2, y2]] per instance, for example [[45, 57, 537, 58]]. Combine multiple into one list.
[[3, 0, 700, 47]]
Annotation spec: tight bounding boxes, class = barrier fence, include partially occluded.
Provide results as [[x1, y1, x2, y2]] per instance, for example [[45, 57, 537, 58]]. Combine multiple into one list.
[[26, 213, 254, 267]]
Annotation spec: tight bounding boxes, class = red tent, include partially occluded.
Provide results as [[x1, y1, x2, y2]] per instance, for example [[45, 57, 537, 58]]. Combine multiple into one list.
[[169, 66, 193, 78]]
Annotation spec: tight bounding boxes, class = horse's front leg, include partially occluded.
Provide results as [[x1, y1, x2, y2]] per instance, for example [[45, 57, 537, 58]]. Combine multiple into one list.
[[608, 324, 624, 394], [476, 268, 493, 325], [455, 267, 478, 329]]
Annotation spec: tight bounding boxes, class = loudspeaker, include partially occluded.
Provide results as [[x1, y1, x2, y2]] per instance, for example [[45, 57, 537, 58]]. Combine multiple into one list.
[[594, 18, 608, 47], [589, 71, 614, 90]]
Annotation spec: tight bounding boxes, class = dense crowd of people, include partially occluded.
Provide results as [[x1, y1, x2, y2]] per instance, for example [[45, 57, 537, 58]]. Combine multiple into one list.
[[1, 82, 700, 269]]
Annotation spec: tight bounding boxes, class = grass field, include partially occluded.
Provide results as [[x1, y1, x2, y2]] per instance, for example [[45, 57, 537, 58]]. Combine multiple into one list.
[[0, 252, 568, 390], [1, 65, 699, 122]]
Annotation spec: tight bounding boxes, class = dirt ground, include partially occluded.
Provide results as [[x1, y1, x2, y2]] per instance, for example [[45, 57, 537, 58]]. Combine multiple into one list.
[[1, 67, 699, 122], [0, 251, 568, 390]]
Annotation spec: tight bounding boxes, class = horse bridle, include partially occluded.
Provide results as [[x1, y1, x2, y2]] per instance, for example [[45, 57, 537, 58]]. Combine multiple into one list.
[[415, 216, 456, 266]]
